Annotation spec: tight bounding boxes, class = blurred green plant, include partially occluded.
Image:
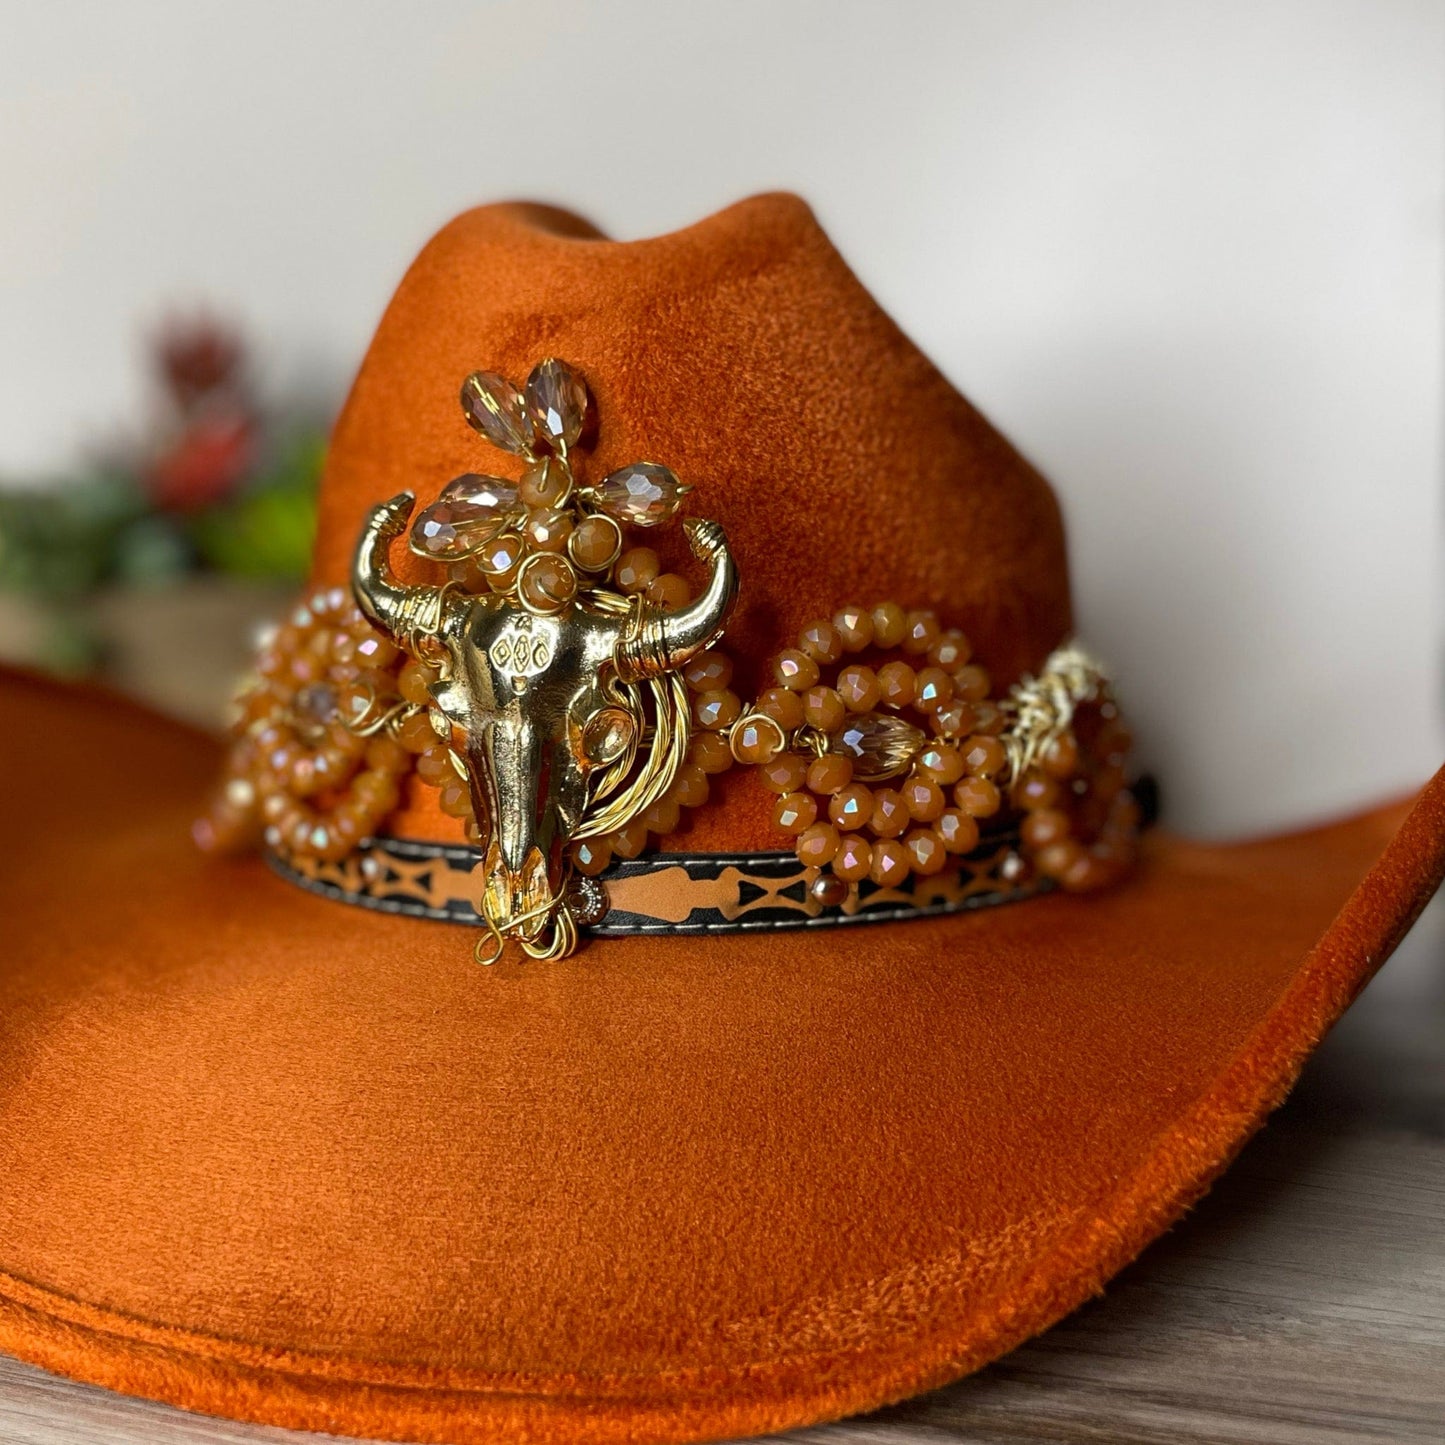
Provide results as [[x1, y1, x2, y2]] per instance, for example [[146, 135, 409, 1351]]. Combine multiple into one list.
[[0, 315, 326, 675]]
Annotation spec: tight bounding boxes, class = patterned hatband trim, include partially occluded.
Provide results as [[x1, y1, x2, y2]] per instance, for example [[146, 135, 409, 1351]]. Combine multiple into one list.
[[267, 832, 1049, 937]]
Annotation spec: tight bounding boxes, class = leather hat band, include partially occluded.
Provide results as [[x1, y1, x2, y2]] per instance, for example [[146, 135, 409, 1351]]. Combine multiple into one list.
[[267, 830, 1048, 938]]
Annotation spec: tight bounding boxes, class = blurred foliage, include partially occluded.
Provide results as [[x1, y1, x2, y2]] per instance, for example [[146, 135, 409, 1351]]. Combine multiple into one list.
[[0, 315, 326, 674]]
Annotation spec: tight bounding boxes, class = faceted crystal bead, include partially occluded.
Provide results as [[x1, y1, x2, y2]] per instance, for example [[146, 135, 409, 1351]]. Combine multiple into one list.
[[525, 357, 589, 451], [828, 713, 926, 782], [411, 475, 521, 559], [460, 372, 535, 456], [594, 462, 688, 526]]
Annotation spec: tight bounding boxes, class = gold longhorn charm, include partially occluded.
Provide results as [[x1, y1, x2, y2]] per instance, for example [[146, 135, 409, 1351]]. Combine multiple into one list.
[[350, 359, 738, 961]]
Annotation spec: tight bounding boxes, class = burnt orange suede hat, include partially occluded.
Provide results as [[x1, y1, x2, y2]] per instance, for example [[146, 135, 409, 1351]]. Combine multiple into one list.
[[1, 193, 1443, 1445]]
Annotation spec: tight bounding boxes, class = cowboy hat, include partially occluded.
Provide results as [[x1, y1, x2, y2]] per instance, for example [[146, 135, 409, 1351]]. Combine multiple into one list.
[[1, 193, 1441, 1444]]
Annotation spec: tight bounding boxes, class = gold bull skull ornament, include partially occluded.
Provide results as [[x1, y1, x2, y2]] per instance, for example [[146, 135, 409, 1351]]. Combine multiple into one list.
[[350, 360, 738, 962]]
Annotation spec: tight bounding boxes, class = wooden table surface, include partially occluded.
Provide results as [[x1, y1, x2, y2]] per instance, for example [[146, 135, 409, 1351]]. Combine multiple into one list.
[[2, 897, 1441, 1445]]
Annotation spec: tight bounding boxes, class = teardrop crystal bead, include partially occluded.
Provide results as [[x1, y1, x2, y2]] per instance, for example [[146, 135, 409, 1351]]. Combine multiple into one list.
[[828, 713, 926, 782], [593, 462, 689, 527], [460, 371, 535, 456], [525, 357, 590, 452], [409, 474, 521, 559]]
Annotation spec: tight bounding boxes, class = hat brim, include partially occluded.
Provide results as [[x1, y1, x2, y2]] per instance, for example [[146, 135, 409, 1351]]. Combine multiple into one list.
[[1, 667, 1441, 1445]]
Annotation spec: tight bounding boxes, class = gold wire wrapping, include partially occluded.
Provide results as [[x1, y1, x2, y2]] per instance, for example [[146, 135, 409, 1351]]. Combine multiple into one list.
[[999, 642, 1108, 786]]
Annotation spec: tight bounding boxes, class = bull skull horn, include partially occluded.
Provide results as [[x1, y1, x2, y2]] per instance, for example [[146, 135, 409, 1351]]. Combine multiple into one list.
[[615, 517, 738, 683], [352, 491, 454, 646]]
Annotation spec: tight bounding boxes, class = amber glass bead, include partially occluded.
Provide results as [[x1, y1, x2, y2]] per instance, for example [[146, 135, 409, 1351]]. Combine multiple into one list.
[[836, 665, 880, 713], [1061, 852, 1113, 893], [796, 821, 841, 867], [397, 709, 439, 753], [519, 456, 571, 508], [643, 794, 681, 836], [936, 809, 980, 855], [689, 731, 734, 775], [1041, 732, 1081, 779], [683, 649, 733, 692], [802, 685, 846, 731], [757, 685, 805, 730], [604, 820, 644, 861], [902, 610, 940, 655], [671, 761, 710, 808], [518, 553, 577, 612], [694, 688, 741, 731], [928, 629, 972, 671], [647, 572, 690, 610], [953, 775, 1001, 818], [416, 745, 455, 786], [799, 618, 843, 665], [931, 699, 977, 739], [905, 828, 947, 875], [1021, 808, 1072, 849], [773, 649, 820, 691], [876, 660, 916, 708], [806, 754, 853, 795], [477, 532, 525, 584], [810, 872, 850, 908], [961, 735, 1006, 777], [573, 838, 611, 876], [732, 714, 783, 764], [901, 776, 945, 822], [399, 660, 437, 707], [833, 833, 872, 883], [917, 743, 965, 785], [364, 735, 411, 772], [773, 791, 818, 834], [971, 699, 1005, 734], [610, 818, 650, 859], [871, 601, 907, 648], [355, 632, 401, 670], [1016, 770, 1061, 810], [832, 604, 873, 651], [615, 546, 659, 594], [869, 838, 910, 887], [438, 777, 473, 819], [868, 787, 909, 838], [828, 782, 873, 831], [913, 667, 954, 712], [1036, 838, 1085, 880], [759, 750, 809, 793], [953, 664, 991, 702], [522, 506, 572, 552], [569, 513, 622, 571]]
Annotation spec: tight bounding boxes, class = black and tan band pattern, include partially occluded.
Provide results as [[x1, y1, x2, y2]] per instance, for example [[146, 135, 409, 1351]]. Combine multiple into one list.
[[268, 832, 1049, 937]]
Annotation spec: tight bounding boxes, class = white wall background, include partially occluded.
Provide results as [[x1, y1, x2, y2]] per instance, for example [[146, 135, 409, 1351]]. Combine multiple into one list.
[[1, 0, 1441, 836]]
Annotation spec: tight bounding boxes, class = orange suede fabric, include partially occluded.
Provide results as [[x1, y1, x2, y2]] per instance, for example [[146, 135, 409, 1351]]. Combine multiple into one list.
[[309, 196, 1071, 851], [0, 668, 1442, 1444], [3, 194, 1443, 1444]]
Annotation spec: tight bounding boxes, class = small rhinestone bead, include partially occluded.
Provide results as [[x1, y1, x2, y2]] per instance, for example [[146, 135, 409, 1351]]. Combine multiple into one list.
[[798, 618, 843, 665], [806, 754, 854, 795], [836, 665, 880, 713], [797, 822, 841, 867], [773, 791, 818, 834], [802, 686, 847, 731], [832, 604, 874, 651], [832, 833, 872, 883], [869, 838, 910, 886], [774, 649, 820, 691]]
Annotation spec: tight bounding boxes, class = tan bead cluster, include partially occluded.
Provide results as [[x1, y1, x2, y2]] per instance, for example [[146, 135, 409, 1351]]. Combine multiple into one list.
[[195, 588, 491, 863], [194, 588, 417, 861], [408, 358, 691, 617], [735, 604, 1138, 903]]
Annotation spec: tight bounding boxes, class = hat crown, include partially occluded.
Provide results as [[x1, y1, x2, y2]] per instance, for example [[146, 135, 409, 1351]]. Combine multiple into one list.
[[309, 194, 1072, 849]]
